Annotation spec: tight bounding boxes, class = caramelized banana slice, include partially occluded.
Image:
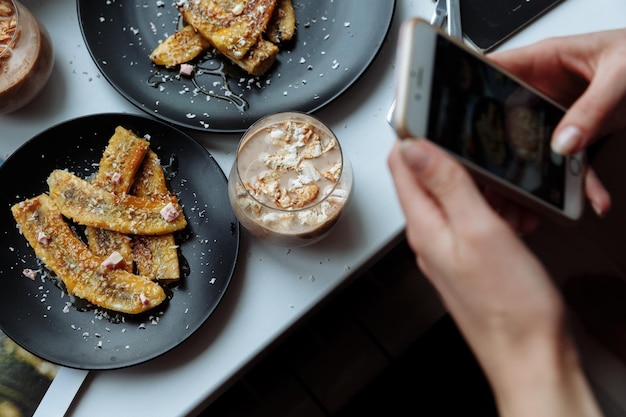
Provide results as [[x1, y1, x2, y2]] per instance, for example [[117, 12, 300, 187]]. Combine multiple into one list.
[[131, 150, 169, 196], [267, 0, 295, 44], [131, 150, 180, 282], [131, 235, 180, 282], [11, 194, 166, 314], [47, 169, 187, 235], [86, 126, 151, 272], [94, 126, 151, 193], [85, 227, 133, 271], [150, 25, 210, 68]]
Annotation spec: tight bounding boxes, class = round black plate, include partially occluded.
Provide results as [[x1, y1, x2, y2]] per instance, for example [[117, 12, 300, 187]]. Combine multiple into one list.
[[77, 0, 396, 132], [0, 113, 239, 370]]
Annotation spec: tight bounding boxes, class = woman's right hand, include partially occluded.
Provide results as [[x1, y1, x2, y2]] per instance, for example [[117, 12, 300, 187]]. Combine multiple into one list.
[[388, 138, 603, 417], [490, 28, 626, 216]]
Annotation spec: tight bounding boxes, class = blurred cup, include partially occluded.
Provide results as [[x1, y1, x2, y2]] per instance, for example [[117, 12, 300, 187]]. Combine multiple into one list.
[[0, 0, 54, 114], [228, 112, 353, 247]]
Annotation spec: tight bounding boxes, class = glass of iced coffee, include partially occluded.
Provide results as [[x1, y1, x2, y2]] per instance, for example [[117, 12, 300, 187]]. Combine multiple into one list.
[[0, 0, 54, 114], [229, 112, 353, 247]]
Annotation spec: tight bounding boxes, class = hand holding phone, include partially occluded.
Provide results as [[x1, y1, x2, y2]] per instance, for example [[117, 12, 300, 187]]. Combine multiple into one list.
[[390, 18, 585, 223]]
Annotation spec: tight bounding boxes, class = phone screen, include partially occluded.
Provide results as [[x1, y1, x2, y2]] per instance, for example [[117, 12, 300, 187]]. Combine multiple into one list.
[[427, 35, 567, 209]]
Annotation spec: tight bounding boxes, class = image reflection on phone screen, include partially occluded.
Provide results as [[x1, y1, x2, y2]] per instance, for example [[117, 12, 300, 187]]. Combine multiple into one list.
[[428, 35, 567, 209]]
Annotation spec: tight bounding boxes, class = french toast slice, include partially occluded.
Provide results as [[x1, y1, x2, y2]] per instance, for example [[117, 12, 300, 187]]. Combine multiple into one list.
[[130, 150, 181, 282], [178, 0, 278, 60], [11, 194, 166, 314], [150, 21, 277, 75], [150, 24, 211, 68], [47, 169, 187, 235], [267, 0, 295, 44], [149, 0, 294, 75], [230, 38, 278, 76]]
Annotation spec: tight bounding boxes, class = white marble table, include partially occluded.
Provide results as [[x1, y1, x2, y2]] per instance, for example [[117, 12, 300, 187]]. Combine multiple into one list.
[[1, 0, 625, 416]]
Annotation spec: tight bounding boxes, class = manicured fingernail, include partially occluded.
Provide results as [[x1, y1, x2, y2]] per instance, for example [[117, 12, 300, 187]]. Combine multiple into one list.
[[591, 200, 610, 217], [552, 125, 583, 155], [591, 201, 607, 218], [399, 139, 429, 171]]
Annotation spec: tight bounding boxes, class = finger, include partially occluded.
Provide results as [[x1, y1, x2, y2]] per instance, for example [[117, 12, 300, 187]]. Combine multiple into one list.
[[489, 42, 554, 80], [584, 167, 611, 217], [519, 212, 541, 236], [552, 60, 626, 155], [489, 38, 589, 105], [495, 201, 540, 236], [388, 140, 448, 242], [483, 189, 541, 235], [397, 139, 493, 228]]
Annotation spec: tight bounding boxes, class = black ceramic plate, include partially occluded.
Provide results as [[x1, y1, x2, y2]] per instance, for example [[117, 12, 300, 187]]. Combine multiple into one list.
[[77, 0, 395, 132], [0, 113, 239, 370]]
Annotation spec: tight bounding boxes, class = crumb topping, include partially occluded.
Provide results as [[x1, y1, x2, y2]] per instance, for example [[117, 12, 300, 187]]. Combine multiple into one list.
[[231, 116, 352, 244]]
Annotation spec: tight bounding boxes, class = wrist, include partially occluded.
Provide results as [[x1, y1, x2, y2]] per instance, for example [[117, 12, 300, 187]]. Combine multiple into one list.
[[487, 325, 602, 417]]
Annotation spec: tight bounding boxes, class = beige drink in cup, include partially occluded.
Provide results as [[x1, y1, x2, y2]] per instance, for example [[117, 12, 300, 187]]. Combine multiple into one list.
[[0, 0, 53, 114], [229, 112, 353, 247]]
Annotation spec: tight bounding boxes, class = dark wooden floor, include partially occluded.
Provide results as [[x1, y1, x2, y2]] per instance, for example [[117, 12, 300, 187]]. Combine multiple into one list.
[[335, 315, 498, 417], [197, 240, 498, 417]]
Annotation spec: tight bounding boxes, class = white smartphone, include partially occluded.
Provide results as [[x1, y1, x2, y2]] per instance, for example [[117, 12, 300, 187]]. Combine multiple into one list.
[[390, 18, 585, 223]]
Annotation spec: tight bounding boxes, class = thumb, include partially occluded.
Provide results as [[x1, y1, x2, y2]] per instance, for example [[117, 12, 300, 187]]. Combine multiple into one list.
[[552, 63, 626, 155], [399, 139, 491, 223]]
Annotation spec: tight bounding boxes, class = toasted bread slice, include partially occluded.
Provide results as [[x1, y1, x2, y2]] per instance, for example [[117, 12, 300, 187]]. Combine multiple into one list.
[[231, 38, 278, 76], [130, 150, 180, 282], [150, 24, 211, 68], [47, 169, 187, 235], [267, 0, 295, 44], [178, 0, 277, 59], [11, 194, 166, 314]]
